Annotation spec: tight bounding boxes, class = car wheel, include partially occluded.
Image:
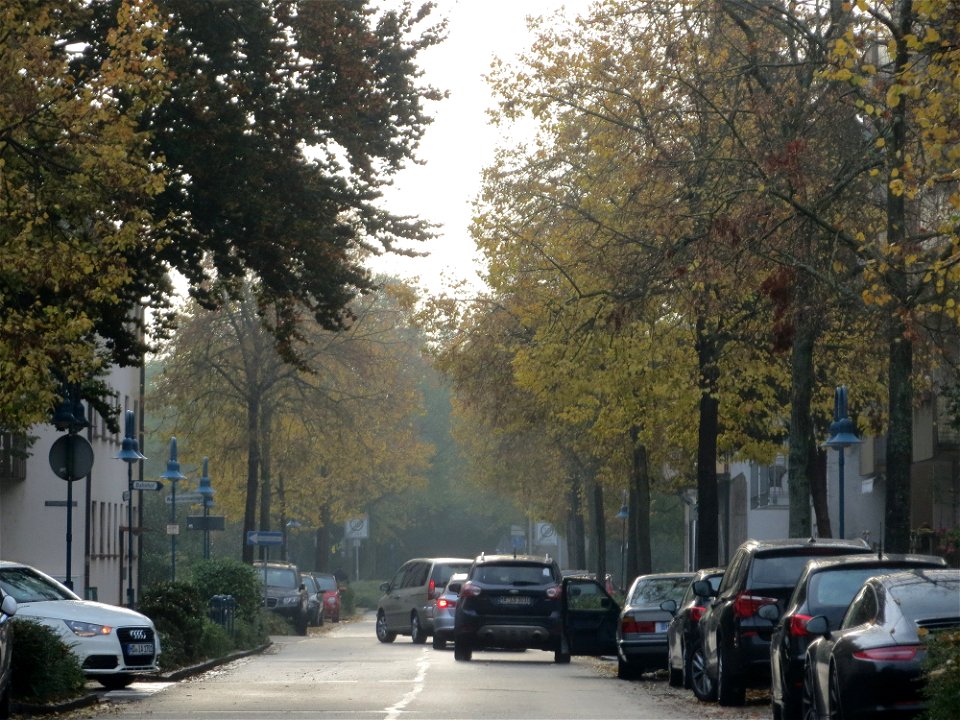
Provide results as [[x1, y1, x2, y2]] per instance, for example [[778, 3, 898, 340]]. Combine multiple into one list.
[[432, 636, 446, 650], [828, 663, 844, 720], [332, 612, 340, 623], [716, 641, 746, 706], [772, 699, 783, 720], [97, 674, 134, 690], [554, 650, 571, 664], [690, 645, 717, 702], [454, 639, 472, 661], [296, 611, 309, 636], [316, 608, 324, 627], [376, 611, 397, 643], [617, 657, 641, 680], [410, 613, 428, 644], [801, 661, 819, 720]]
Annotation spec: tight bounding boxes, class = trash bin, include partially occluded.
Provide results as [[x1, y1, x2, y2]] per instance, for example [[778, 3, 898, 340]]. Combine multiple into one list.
[[208, 594, 237, 636]]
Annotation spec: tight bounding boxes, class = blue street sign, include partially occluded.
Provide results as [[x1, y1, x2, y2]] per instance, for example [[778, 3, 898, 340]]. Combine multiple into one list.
[[246, 530, 284, 546]]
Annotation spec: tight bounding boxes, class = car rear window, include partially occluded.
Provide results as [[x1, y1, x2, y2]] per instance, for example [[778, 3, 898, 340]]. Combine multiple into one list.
[[750, 550, 867, 589], [432, 562, 471, 586], [808, 567, 897, 610], [474, 563, 557, 585], [260, 567, 299, 588], [889, 580, 960, 620], [314, 575, 338, 591], [628, 576, 691, 609]]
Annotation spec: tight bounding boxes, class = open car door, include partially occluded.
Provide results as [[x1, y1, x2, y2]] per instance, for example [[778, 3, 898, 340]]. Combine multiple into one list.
[[562, 577, 620, 657]]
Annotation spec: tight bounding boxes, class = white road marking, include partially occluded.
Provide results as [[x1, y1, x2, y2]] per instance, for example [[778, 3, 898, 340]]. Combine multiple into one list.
[[383, 647, 430, 720]]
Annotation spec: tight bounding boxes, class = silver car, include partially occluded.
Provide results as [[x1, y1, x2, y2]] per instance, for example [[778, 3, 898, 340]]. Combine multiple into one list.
[[376, 557, 472, 644], [616, 572, 694, 679], [428, 573, 467, 649]]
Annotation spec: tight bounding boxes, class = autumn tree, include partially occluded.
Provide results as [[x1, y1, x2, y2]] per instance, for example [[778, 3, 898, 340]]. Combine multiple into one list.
[[0, 0, 170, 431]]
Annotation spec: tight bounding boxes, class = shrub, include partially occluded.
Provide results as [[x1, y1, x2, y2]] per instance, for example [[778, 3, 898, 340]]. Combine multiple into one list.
[[347, 580, 384, 612], [923, 628, 960, 720], [138, 581, 207, 669], [9, 619, 85, 704], [192, 559, 263, 623]]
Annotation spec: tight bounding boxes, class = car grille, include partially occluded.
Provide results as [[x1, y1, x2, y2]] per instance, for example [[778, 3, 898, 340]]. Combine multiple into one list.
[[265, 597, 278, 608], [83, 654, 119, 670], [117, 626, 156, 667], [915, 617, 960, 632]]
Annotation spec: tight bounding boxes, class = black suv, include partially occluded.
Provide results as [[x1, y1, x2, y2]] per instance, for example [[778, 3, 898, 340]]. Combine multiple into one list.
[[694, 537, 871, 706], [254, 561, 309, 636], [453, 554, 621, 663]]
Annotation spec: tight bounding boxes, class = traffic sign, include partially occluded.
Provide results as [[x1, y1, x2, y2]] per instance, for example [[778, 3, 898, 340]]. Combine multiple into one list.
[[165, 492, 204, 504], [246, 530, 283, 546], [133, 480, 164, 492], [188, 515, 225, 531], [49, 434, 94, 481]]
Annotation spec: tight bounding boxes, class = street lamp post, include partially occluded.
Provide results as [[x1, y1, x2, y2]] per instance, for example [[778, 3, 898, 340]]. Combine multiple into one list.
[[197, 457, 215, 560], [824, 386, 861, 539], [160, 437, 186, 581], [116, 410, 145, 607], [616, 496, 629, 593]]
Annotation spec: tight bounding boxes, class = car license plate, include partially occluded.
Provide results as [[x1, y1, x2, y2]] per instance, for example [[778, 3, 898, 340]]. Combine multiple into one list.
[[126, 643, 154, 655], [498, 596, 532, 605], [655, 622, 669, 632]]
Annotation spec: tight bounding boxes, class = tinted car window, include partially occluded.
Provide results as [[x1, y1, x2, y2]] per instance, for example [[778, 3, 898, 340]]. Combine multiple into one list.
[[843, 585, 878, 628], [405, 562, 429, 588], [474, 563, 557, 585], [718, 550, 747, 597], [889, 581, 960, 620], [0, 566, 77, 602], [261, 567, 299, 588], [432, 562, 471, 586], [314, 575, 338, 592], [808, 568, 896, 611], [750, 553, 840, 588], [628, 576, 691, 608]]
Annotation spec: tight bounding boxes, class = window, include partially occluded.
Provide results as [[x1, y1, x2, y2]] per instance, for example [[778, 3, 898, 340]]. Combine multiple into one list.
[[842, 585, 878, 629], [751, 461, 787, 508]]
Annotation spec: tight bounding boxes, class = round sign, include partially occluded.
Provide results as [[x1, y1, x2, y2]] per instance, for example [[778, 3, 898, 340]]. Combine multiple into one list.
[[49, 434, 95, 481]]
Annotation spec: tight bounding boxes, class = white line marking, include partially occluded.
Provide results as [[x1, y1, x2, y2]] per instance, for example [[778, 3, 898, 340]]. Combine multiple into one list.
[[384, 647, 429, 720]]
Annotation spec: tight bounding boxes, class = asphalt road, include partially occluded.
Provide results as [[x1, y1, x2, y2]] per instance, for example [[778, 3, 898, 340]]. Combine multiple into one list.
[[64, 612, 769, 720]]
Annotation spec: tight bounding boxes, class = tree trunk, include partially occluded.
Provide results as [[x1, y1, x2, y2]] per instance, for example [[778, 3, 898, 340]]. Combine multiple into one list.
[[587, 477, 606, 579], [241, 395, 260, 564], [788, 310, 816, 536], [629, 426, 652, 578], [314, 506, 332, 572], [696, 315, 720, 568], [811, 449, 833, 537], [259, 404, 272, 532], [567, 477, 586, 569]]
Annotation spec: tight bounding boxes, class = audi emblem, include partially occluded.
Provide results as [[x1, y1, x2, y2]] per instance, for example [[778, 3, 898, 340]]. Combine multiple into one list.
[[129, 629, 147, 641]]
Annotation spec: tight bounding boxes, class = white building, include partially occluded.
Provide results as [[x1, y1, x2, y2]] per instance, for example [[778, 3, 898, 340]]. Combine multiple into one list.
[[0, 363, 144, 605]]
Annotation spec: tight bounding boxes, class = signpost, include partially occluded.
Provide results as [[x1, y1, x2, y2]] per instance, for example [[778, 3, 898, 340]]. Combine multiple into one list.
[[246, 530, 284, 546], [165, 491, 204, 505], [187, 515, 225, 532], [133, 480, 164, 492]]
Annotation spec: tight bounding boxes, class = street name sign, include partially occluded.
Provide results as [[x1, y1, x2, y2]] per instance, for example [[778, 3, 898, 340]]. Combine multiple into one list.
[[188, 516, 226, 531], [246, 530, 283, 546], [165, 492, 203, 504], [133, 480, 164, 492]]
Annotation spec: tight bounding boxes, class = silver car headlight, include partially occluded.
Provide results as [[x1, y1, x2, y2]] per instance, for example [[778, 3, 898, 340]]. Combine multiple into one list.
[[65, 619, 113, 637]]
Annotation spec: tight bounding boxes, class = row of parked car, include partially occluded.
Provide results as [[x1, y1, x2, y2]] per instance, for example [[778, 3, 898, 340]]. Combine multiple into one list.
[[373, 543, 960, 719], [627, 537, 959, 720], [253, 561, 342, 635]]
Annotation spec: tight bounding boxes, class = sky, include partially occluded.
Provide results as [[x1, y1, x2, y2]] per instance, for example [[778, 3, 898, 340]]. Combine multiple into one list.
[[370, 0, 592, 296]]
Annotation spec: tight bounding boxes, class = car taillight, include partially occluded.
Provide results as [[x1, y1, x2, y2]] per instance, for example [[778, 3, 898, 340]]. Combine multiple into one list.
[[787, 614, 814, 637], [545, 585, 562, 600], [462, 582, 481, 597], [733, 592, 777, 618], [428, 579, 436, 599], [689, 606, 705, 623], [621, 616, 657, 634], [436, 597, 455, 610], [854, 645, 921, 662]]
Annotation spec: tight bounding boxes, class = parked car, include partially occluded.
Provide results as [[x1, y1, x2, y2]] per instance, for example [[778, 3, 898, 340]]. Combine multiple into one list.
[[615, 572, 694, 679], [0, 588, 16, 719], [802, 568, 960, 720], [695, 537, 871, 705], [312, 573, 341, 623], [376, 557, 471, 644], [764, 553, 947, 720], [453, 553, 622, 663], [0, 560, 159, 690], [663, 567, 724, 690], [428, 572, 467, 649], [300, 573, 323, 627], [253, 560, 309, 636]]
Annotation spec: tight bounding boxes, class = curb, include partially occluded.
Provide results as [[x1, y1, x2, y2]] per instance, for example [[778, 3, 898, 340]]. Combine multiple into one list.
[[10, 642, 272, 716]]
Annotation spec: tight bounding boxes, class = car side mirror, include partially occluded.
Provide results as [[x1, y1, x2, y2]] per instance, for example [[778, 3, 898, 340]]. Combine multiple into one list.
[[0, 595, 16, 624], [299, 583, 306, 592], [692, 580, 716, 598], [379, 582, 390, 593], [660, 599, 678, 615], [758, 603, 780, 622], [805, 615, 830, 636]]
